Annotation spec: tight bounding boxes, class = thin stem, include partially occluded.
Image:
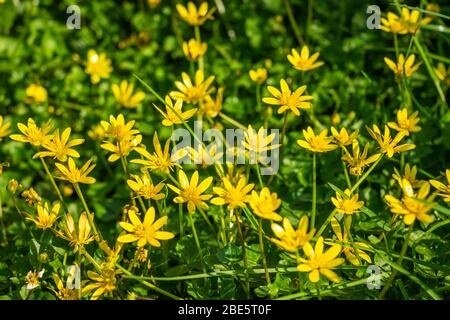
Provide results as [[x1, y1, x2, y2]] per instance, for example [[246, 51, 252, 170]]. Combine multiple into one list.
[[306, 0, 314, 41], [178, 204, 184, 238], [40, 158, 69, 214], [218, 112, 246, 130], [315, 283, 321, 300], [342, 160, 352, 189], [311, 153, 317, 229], [350, 156, 383, 194], [259, 218, 271, 285], [194, 26, 204, 71], [235, 209, 250, 299], [256, 83, 262, 112], [189, 212, 206, 273], [255, 162, 264, 189], [73, 183, 102, 242], [378, 224, 413, 300], [280, 112, 289, 147], [117, 265, 182, 300], [282, 0, 304, 46]]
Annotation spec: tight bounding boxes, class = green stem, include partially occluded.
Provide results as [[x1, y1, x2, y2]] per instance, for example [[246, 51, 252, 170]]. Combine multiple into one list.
[[350, 156, 383, 194], [218, 112, 246, 130], [194, 26, 204, 71], [255, 162, 264, 189], [259, 218, 271, 285], [256, 83, 262, 112], [178, 204, 184, 238], [311, 153, 317, 229], [280, 112, 289, 147], [40, 158, 69, 214], [282, 0, 304, 46], [189, 212, 206, 273], [306, 0, 314, 41], [117, 265, 182, 300], [379, 224, 413, 299], [235, 209, 250, 299], [73, 183, 102, 242]]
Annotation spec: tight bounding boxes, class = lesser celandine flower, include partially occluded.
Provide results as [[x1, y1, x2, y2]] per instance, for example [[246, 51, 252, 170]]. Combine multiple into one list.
[[330, 218, 372, 266], [56, 212, 95, 251], [263, 79, 313, 116], [159, 95, 197, 126], [10, 118, 53, 147], [182, 38, 207, 61], [435, 62, 450, 86], [331, 127, 359, 146], [118, 207, 174, 247], [127, 174, 165, 201], [249, 68, 268, 84], [101, 134, 142, 162], [82, 265, 121, 300], [25, 84, 48, 104], [296, 236, 344, 283], [132, 132, 186, 174], [199, 87, 223, 118], [385, 179, 434, 225], [101, 114, 139, 142], [55, 158, 96, 184], [34, 128, 84, 162], [249, 187, 282, 221], [112, 80, 145, 109], [342, 140, 380, 176], [270, 216, 315, 252], [176, 1, 214, 26], [287, 45, 324, 72], [381, 8, 431, 34], [21, 187, 42, 207], [170, 70, 215, 104], [331, 189, 364, 215], [393, 163, 423, 190], [366, 124, 415, 158], [88, 124, 106, 141], [384, 54, 421, 79], [168, 170, 213, 213], [242, 125, 281, 156], [0, 116, 11, 140], [85, 49, 112, 84], [297, 127, 338, 153], [211, 177, 254, 210], [50, 273, 77, 300], [186, 144, 223, 167], [430, 169, 450, 202], [26, 201, 60, 229], [388, 108, 421, 136]]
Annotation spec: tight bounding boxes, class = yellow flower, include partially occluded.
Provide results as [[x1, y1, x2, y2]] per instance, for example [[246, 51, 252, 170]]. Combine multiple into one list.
[[10, 118, 53, 147], [26, 201, 60, 229], [21, 188, 42, 207], [262, 79, 313, 116], [101, 114, 140, 142], [249, 68, 268, 84], [0, 116, 11, 140], [331, 127, 359, 146], [186, 144, 223, 167], [366, 124, 415, 158], [380, 11, 407, 34], [101, 134, 142, 162], [167, 170, 213, 213], [249, 187, 282, 221], [387, 108, 421, 136], [385, 179, 434, 225], [127, 174, 165, 201], [381, 8, 431, 34], [55, 158, 96, 184], [182, 38, 207, 61], [199, 87, 224, 118], [147, 0, 161, 8], [176, 1, 214, 26], [384, 54, 421, 78], [287, 46, 324, 71], [211, 177, 254, 210], [56, 212, 95, 251], [88, 124, 106, 141], [112, 80, 145, 109], [297, 127, 338, 153], [435, 62, 450, 86], [118, 207, 174, 247], [242, 125, 281, 158], [331, 189, 364, 215], [342, 140, 381, 176], [170, 70, 215, 104], [430, 169, 450, 202], [131, 131, 186, 174], [159, 95, 197, 126], [49, 273, 78, 300], [25, 84, 48, 104], [296, 236, 344, 283], [82, 265, 121, 300], [85, 49, 112, 84], [270, 216, 315, 252], [33, 128, 84, 162], [393, 163, 423, 190], [330, 218, 371, 266]]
